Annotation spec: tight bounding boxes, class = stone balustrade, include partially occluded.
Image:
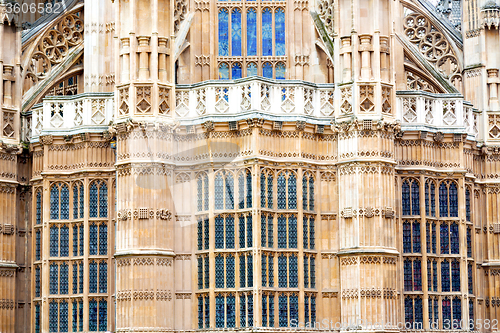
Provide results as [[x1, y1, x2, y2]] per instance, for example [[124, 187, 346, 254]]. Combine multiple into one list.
[[175, 78, 336, 120], [396, 91, 478, 136], [31, 92, 114, 140], [482, 2, 500, 29]]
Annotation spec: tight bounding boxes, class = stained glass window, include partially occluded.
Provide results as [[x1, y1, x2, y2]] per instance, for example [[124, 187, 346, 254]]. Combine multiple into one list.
[[275, 7, 285, 55], [427, 260, 432, 292], [231, 8, 241, 56], [36, 229, 41, 260], [219, 63, 229, 80], [99, 262, 107, 293], [247, 62, 257, 76], [35, 266, 40, 297], [99, 300, 107, 331], [36, 191, 42, 225], [263, 62, 273, 78], [411, 181, 419, 215], [431, 223, 436, 253], [402, 181, 411, 215], [89, 223, 98, 255], [466, 188, 471, 221], [60, 301, 68, 332], [430, 182, 436, 216], [468, 263, 473, 294], [404, 297, 413, 324], [433, 260, 438, 291], [469, 299, 474, 324], [413, 221, 421, 253], [49, 301, 58, 332], [276, 62, 285, 79], [451, 259, 460, 292], [60, 225, 69, 257], [262, 8, 272, 56], [403, 222, 411, 253], [89, 261, 98, 293], [449, 182, 458, 217], [467, 227, 472, 257], [404, 259, 412, 291], [89, 299, 98, 331], [50, 185, 59, 219], [247, 8, 257, 56], [425, 181, 436, 216], [440, 223, 449, 254], [60, 263, 68, 294], [439, 182, 448, 217], [50, 226, 59, 257], [218, 8, 229, 56], [413, 259, 421, 291], [452, 297, 461, 328], [441, 260, 450, 292], [99, 224, 107, 255], [450, 222, 459, 254]]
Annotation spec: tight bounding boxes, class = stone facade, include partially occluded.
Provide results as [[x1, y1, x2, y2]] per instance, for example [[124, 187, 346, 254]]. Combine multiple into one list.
[[0, 0, 499, 332]]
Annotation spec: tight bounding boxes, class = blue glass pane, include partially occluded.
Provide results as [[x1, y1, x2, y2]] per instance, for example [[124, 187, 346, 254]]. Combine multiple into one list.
[[35, 304, 40, 333], [277, 215, 286, 248], [73, 225, 78, 256], [231, 8, 241, 56], [404, 260, 412, 291], [441, 260, 450, 292], [73, 263, 78, 294], [451, 260, 460, 292], [269, 256, 274, 287], [411, 181, 419, 215], [278, 255, 287, 287], [260, 173, 266, 207], [204, 257, 209, 289], [49, 302, 58, 332], [288, 175, 297, 209], [239, 254, 246, 287], [425, 183, 430, 216], [225, 174, 234, 209], [413, 259, 422, 291], [269, 296, 274, 327], [36, 230, 41, 260], [60, 263, 68, 294], [289, 216, 297, 248], [227, 296, 236, 327], [268, 215, 273, 247], [204, 296, 210, 328], [469, 299, 474, 323], [431, 183, 436, 216], [60, 185, 69, 219], [99, 262, 107, 293], [198, 297, 203, 328], [467, 227, 472, 257], [247, 254, 253, 287], [60, 226, 69, 257], [450, 223, 459, 254], [262, 255, 267, 286], [60, 301, 68, 332], [79, 301, 83, 331], [89, 262, 98, 293], [262, 295, 267, 327], [36, 192, 42, 225], [99, 224, 107, 255], [89, 224, 98, 255], [433, 261, 438, 291], [441, 223, 449, 254], [241, 294, 247, 327], [232, 63, 242, 79], [226, 216, 234, 249], [275, 8, 285, 56], [79, 185, 84, 218], [453, 298, 462, 328], [89, 183, 98, 218], [50, 226, 59, 257], [278, 296, 287, 327], [449, 182, 458, 217], [35, 267, 40, 297], [89, 300, 98, 331], [215, 256, 224, 288], [466, 189, 471, 221], [239, 216, 245, 248], [442, 298, 451, 326], [218, 9, 229, 56], [226, 256, 235, 288], [215, 216, 224, 249], [99, 301, 107, 331], [72, 301, 77, 331], [263, 62, 273, 79], [412, 221, 421, 253], [215, 296, 224, 328], [289, 256, 298, 287], [290, 296, 298, 325], [50, 264, 59, 294], [246, 171, 252, 208], [247, 8, 257, 56], [303, 176, 308, 210], [79, 262, 83, 293], [267, 175, 273, 208], [248, 295, 254, 326], [246, 216, 253, 248], [204, 218, 209, 250], [99, 183, 108, 217], [261, 216, 267, 247], [262, 8, 272, 56], [79, 225, 84, 256], [439, 183, 448, 217], [73, 186, 79, 219], [404, 297, 413, 324], [402, 181, 411, 215], [215, 174, 224, 210], [277, 174, 286, 209], [403, 222, 411, 253], [50, 185, 59, 219], [304, 255, 309, 288]]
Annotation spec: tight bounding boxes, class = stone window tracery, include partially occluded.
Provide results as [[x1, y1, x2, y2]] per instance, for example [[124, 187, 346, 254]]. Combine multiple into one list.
[[50, 182, 70, 220], [261, 252, 274, 287], [404, 296, 423, 327], [88, 298, 107, 331], [260, 169, 274, 209], [403, 258, 422, 291], [215, 171, 235, 210], [277, 214, 297, 248], [403, 220, 421, 253], [50, 224, 69, 257], [239, 252, 253, 288], [278, 293, 298, 327], [261, 213, 273, 248], [89, 180, 108, 218], [238, 169, 252, 209], [215, 253, 235, 288], [278, 253, 298, 288], [439, 180, 458, 217], [402, 179, 420, 216], [262, 293, 275, 327], [215, 293, 236, 328], [239, 293, 254, 327]]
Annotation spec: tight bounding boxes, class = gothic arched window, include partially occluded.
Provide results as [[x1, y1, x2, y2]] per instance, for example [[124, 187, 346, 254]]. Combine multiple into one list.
[[439, 180, 458, 217], [73, 181, 84, 219], [238, 169, 252, 209], [402, 179, 419, 216], [277, 171, 297, 210], [89, 180, 107, 218], [425, 180, 436, 217], [260, 169, 273, 209], [214, 171, 234, 210], [197, 173, 209, 212], [218, 8, 229, 56], [50, 182, 70, 220], [276, 62, 286, 79]]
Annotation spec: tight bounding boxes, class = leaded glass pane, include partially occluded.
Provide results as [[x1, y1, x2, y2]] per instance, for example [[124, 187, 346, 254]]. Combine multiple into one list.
[[449, 182, 458, 217], [289, 255, 298, 288], [309, 177, 314, 211], [240, 254, 246, 287], [225, 174, 234, 209], [50, 185, 59, 219], [198, 297, 203, 328], [226, 216, 234, 249], [439, 183, 448, 217], [218, 9, 229, 56], [99, 183, 108, 217], [289, 215, 297, 248], [89, 183, 98, 218], [414, 298, 423, 325], [36, 191, 42, 225], [246, 170, 252, 208], [469, 299, 474, 323], [73, 225, 78, 256], [247, 254, 253, 287], [99, 262, 107, 293], [240, 294, 246, 327], [72, 301, 77, 331], [239, 216, 245, 248], [278, 296, 287, 327], [35, 304, 41, 333], [440, 223, 449, 254], [427, 260, 432, 291], [403, 222, 411, 253], [260, 173, 266, 207], [99, 301, 107, 331], [442, 298, 452, 328], [204, 257, 209, 289], [450, 223, 459, 254], [215, 296, 224, 328], [227, 296, 236, 327], [411, 181, 419, 215], [304, 255, 309, 288], [89, 300, 98, 331], [89, 224, 98, 255], [404, 297, 413, 324], [262, 295, 267, 327], [35, 267, 40, 297], [204, 296, 209, 328], [198, 257, 203, 289], [466, 189, 471, 221], [451, 259, 460, 292], [262, 8, 272, 56], [268, 256, 274, 287], [267, 174, 273, 209], [49, 302, 58, 332], [302, 176, 308, 210], [215, 174, 224, 210], [433, 261, 438, 291], [239, 173, 245, 209], [36, 230, 41, 260], [404, 259, 412, 291], [467, 227, 472, 257], [268, 215, 273, 247], [304, 295, 309, 322], [226, 256, 235, 288], [204, 218, 209, 250], [402, 181, 410, 215], [79, 225, 84, 256], [276, 62, 285, 79], [246, 215, 252, 248], [468, 263, 473, 294], [311, 296, 316, 323], [412, 221, 420, 253], [262, 255, 267, 287], [79, 262, 83, 293], [247, 62, 257, 76], [441, 260, 450, 292], [215, 256, 224, 288], [73, 185, 79, 219], [79, 301, 83, 331], [261, 216, 267, 247], [277, 215, 286, 248], [50, 226, 59, 257], [99, 224, 107, 255], [278, 255, 286, 287], [425, 183, 430, 216], [248, 293, 254, 326], [215, 216, 224, 249], [60, 263, 68, 294], [198, 220, 203, 251], [263, 62, 273, 79], [430, 183, 436, 216], [303, 217, 309, 249], [73, 263, 78, 294], [50, 263, 59, 294], [60, 301, 68, 332], [290, 295, 298, 325], [311, 256, 316, 288], [288, 174, 297, 209], [269, 295, 274, 327], [247, 8, 257, 56], [413, 259, 422, 291], [204, 176, 209, 211], [60, 226, 69, 257], [197, 177, 203, 211], [89, 262, 98, 293], [432, 223, 436, 253], [79, 185, 84, 218], [231, 8, 241, 56]]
